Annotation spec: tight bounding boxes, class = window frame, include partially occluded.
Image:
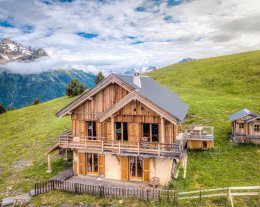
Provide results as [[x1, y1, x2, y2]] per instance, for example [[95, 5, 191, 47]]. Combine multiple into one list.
[[142, 123, 159, 143], [87, 121, 96, 139], [254, 124, 260, 132], [115, 122, 128, 141]]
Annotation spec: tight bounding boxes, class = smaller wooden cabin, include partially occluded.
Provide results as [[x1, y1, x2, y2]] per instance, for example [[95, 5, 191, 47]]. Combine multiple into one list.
[[185, 125, 214, 149], [229, 109, 260, 145]]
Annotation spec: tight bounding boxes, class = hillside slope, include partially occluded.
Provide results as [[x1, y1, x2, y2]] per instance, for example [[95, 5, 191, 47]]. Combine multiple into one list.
[[147, 50, 260, 190], [0, 69, 95, 108], [0, 50, 259, 205]]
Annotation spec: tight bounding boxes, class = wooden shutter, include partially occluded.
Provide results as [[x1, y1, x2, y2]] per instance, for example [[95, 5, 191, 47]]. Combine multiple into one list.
[[98, 154, 105, 176], [78, 153, 85, 175], [121, 156, 129, 180], [143, 158, 150, 182]]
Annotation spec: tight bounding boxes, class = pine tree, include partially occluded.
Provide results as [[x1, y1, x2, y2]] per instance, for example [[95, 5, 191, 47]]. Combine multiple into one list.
[[65, 79, 87, 97], [95, 71, 105, 85], [0, 103, 6, 114]]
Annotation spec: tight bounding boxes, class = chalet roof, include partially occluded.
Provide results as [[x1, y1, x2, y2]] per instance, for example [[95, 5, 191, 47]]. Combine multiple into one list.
[[114, 74, 188, 122], [56, 73, 189, 122], [229, 108, 257, 122]]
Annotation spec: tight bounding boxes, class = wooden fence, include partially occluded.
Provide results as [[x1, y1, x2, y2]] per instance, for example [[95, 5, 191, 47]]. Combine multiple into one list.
[[34, 180, 260, 205], [34, 180, 177, 201]]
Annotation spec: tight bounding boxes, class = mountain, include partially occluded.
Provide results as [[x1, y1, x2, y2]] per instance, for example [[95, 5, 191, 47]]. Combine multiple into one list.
[[123, 65, 157, 75], [178, 57, 195, 63], [0, 38, 48, 63], [0, 39, 96, 108], [0, 69, 96, 108]]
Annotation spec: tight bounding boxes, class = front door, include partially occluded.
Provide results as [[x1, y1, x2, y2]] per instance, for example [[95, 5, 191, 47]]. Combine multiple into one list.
[[129, 156, 143, 180]]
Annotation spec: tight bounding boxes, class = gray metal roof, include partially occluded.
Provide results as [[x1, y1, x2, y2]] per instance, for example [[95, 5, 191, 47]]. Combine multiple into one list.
[[114, 74, 189, 122], [229, 108, 253, 121]]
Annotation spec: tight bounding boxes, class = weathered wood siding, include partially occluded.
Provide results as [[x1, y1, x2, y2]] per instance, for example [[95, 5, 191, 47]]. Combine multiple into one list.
[[71, 83, 179, 143]]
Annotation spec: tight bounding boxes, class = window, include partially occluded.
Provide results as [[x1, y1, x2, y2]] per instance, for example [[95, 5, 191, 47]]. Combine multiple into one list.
[[129, 156, 143, 179], [238, 123, 244, 129], [203, 141, 207, 149], [87, 153, 98, 174], [116, 122, 128, 141], [254, 124, 260, 132], [142, 123, 159, 142], [87, 121, 96, 139]]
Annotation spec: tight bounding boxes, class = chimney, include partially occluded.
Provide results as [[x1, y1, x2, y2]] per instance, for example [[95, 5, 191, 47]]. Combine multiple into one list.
[[133, 72, 141, 88]]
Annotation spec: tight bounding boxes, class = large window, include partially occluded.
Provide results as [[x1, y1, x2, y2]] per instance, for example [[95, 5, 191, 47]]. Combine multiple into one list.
[[129, 156, 143, 179], [87, 153, 98, 174], [87, 121, 96, 139], [116, 122, 128, 141], [254, 124, 260, 132], [143, 123, 159, 142]]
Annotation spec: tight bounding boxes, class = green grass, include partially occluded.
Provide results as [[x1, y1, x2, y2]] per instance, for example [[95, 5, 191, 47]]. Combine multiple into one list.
[[1, 50, 260, 206], [147, 50, 260, 191], [0, 96, 76, 198]]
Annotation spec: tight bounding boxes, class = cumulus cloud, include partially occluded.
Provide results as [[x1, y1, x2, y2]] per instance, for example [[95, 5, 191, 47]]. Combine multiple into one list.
[[0, 0, 260, 74]]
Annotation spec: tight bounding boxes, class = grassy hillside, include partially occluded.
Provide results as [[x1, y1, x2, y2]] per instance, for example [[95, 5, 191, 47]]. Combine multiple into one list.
[[0, 50, 260, 206], [147, 50, 260, 190], [0, 96, 76, 198]]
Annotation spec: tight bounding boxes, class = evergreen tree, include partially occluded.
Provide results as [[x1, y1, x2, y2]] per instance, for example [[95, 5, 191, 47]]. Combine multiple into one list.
[[32, 99, 40, 105], [95, 71, 105, 85], [0, 103, 6, 114], [65, 79, 86, 97]]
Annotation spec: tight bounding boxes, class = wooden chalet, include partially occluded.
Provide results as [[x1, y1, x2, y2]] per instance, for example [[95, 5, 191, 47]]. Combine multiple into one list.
[[47, 73, 189, 185], [229, 109, 260, 145]]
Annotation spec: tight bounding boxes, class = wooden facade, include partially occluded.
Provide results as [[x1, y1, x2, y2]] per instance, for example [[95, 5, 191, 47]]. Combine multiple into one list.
[[51, 74, 189, 185], [230, 112, 260, 145], [185, 126, 214, 149]]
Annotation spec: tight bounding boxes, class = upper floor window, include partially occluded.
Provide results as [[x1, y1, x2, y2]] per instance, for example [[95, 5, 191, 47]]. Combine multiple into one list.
[[87, 121, 96, 139], [238, 123, 244, 129], [116, 122, 128, 141], [254, 124, 260, 132], [143, 123, 159, 143]]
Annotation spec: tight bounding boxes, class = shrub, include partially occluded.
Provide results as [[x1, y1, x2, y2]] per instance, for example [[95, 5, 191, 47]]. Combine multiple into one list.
[[65, 79, 87, 97], [95, 71, 105, 85]]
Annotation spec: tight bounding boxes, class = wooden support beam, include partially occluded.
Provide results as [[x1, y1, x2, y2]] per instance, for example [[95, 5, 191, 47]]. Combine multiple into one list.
[[161, 117, 165, 144], [47, 154, 52, 173], [64, 148, 68, 161], [111, 116, 114, 141]]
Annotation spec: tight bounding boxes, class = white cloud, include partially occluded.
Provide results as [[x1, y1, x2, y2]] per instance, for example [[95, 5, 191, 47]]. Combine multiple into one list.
[[0, 0, 260, 74]]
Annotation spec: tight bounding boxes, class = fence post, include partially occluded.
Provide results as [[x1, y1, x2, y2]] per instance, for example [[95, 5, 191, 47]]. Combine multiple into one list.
[[200, 190, 202, 206]]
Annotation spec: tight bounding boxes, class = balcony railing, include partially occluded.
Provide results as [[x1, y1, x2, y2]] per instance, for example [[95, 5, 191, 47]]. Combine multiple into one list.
[[231, 133, 260, 144], [59, 132, 187, 159], [185, 125, 214, 141]]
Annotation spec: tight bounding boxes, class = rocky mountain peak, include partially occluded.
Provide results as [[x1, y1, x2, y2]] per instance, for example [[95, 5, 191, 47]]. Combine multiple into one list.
[[0, 38, 48, 63]]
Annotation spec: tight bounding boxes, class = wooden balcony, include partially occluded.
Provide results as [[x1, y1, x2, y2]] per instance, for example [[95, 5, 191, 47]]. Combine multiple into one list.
[[230, 133, 260, 145], [185, 126, 214, 141], [59, 132, 187, 159]]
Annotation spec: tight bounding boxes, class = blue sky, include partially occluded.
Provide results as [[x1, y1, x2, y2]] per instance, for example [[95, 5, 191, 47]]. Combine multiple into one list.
[[0, 0, 260, 74]]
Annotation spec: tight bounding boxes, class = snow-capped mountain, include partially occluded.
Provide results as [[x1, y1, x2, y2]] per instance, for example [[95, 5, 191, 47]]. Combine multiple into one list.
[[123, 65, 158, 75], [0, 38, 48, 63], [178, 57, 195, 63]]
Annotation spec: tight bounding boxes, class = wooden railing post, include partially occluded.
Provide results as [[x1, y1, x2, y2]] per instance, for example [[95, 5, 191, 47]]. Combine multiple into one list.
[[158, 143, 160, 157], [102, 140, 104, 152], [138, 142, 140, 156], [119, 141, 121, 154]]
